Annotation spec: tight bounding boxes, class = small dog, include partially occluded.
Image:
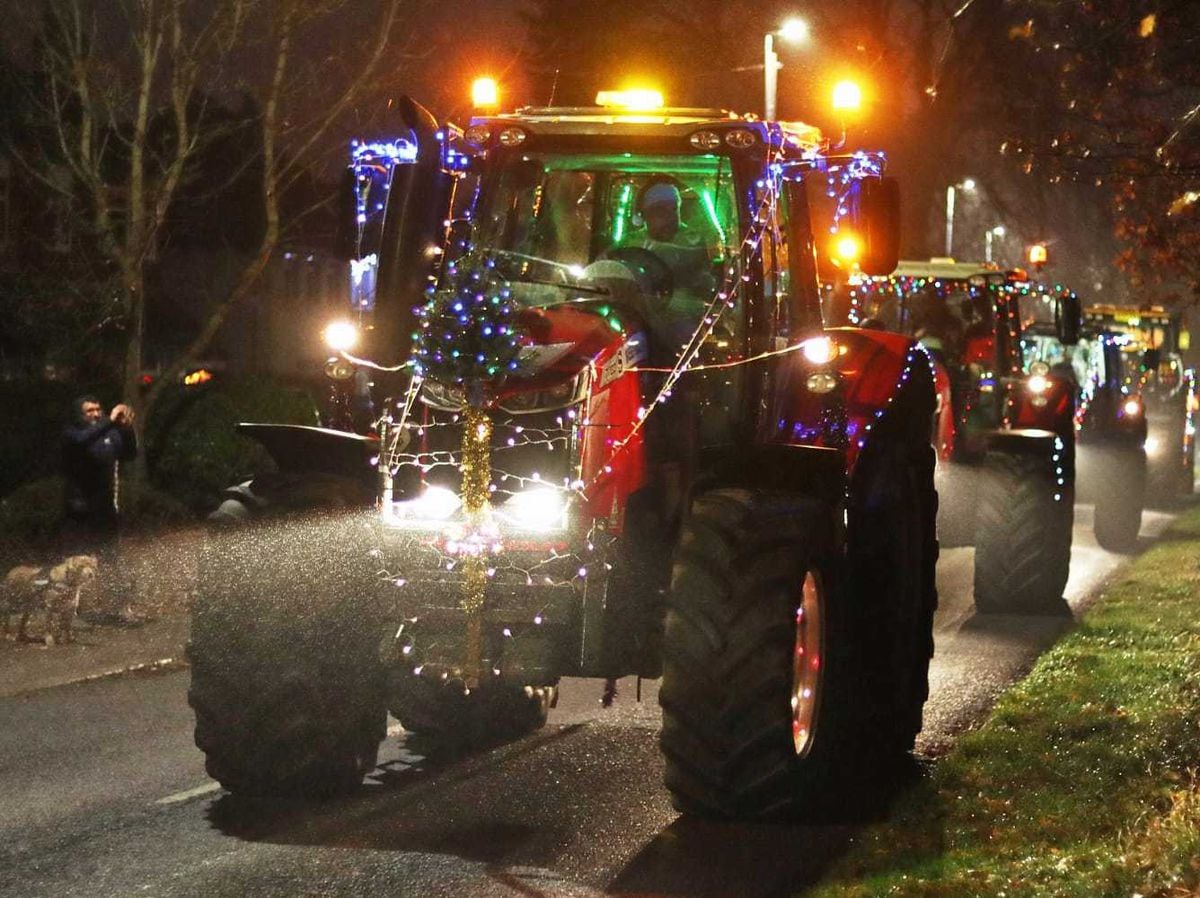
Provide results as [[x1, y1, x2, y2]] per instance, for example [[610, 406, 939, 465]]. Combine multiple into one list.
[[1, 555, 98, 644]]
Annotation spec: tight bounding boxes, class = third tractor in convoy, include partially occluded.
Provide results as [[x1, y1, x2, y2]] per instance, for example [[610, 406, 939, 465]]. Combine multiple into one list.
[[1083, 304, 1196, 504], [1021, 291, 1148, 550]]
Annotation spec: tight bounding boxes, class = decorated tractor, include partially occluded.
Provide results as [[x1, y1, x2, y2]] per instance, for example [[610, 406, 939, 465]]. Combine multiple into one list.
[[187, 92, 940, 821], [1021, 293, 1148, 551], [1083, 304, 1196, 504], [845, 261, 1080, 614]]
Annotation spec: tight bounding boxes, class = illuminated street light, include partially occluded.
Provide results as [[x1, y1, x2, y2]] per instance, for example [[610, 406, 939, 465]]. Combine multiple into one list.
[[779, 17, 810, 42], [764, 17, 809, 121], [944, 177, 977, 257]]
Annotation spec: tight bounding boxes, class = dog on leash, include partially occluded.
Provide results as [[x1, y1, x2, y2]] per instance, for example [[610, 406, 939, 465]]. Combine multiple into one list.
[[1, 555, 98, 644]]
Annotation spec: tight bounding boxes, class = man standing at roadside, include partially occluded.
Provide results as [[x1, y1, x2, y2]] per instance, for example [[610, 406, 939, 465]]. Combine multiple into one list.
[[61, 396, 138, 623]]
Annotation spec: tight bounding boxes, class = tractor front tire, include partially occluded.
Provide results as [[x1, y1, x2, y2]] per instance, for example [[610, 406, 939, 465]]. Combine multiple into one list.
[[1093, 447, 1146, 553], [189, 481, 386, 798], [659, 471, 935, 820], [974, 450, 1073, 614]]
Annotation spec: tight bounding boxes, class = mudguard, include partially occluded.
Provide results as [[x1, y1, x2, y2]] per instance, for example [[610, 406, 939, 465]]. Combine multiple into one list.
[[984, 428, 1061, 455]]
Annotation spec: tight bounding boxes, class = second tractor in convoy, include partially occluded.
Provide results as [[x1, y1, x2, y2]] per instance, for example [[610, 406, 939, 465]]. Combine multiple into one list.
[[847, 260, 1081, 613]]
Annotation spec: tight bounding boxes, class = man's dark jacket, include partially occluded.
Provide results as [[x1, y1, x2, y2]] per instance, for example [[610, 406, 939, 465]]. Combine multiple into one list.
[[61, 419, 137, 520]]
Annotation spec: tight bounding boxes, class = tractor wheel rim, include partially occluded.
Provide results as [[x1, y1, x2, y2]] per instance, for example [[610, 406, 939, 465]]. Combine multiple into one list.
[[792, 570, 824, 757]]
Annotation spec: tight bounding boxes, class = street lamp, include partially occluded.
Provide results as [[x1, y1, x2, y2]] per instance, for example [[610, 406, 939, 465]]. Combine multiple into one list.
[[944, 178, 977, 257], [764, 17, 809, 121], [985, 225, 1006, 264]]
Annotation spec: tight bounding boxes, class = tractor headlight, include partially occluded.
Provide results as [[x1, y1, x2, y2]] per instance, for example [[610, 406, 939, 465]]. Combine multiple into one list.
[[1027, 374, 1050, 395], [419, 372, 588, 415], [323, 320, 359, 352], [495, 371, 589, 414], [1123, 398, 1142, 417], [385, 486, 461, 524], [801, 335, 836, 365], [498, 487, 569, 532], [420, 380, 467, 412]]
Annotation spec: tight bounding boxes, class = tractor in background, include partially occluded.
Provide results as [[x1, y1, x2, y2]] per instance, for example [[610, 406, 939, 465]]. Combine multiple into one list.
[[847, 261, 1080, 614], [1084, 305, 1196, 504], [1021, 293, 1147, 551]]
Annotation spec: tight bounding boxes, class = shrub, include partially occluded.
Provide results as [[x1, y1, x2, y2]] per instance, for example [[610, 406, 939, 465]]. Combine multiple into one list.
[[0, 476, 66, 567]]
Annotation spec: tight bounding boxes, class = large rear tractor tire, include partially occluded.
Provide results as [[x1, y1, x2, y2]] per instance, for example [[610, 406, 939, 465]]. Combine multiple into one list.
[[974, 450, 1074, 614], [1093, 447, 1146, 553], [658, 436, 936, 821], [188, 477, 387, 798]]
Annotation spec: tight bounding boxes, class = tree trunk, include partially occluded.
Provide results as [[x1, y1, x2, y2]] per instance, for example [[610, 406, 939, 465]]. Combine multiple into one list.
[[121, 269, 150, 485]]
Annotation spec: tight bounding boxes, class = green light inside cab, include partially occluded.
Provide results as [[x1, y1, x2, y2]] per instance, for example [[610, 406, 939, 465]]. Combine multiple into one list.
[[700, 188, 727, 246], [612, 183, 633, 244]]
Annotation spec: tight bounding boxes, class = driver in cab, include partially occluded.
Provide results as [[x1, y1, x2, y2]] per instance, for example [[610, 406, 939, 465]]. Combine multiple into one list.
[[636, 181, 715, 293], [623, 180, 718, 346]]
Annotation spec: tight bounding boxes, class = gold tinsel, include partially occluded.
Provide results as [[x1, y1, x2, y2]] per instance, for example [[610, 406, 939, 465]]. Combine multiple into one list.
[[460, 405, 492, 518], [460, 405, 492, 683]]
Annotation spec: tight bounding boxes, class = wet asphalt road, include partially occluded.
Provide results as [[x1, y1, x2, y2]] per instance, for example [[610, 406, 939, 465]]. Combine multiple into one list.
[[0, 504, 1177, 898]]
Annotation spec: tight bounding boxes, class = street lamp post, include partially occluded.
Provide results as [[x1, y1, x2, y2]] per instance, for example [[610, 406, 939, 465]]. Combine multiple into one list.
[[764, 17, 808, 121], [985, 225, 1006, 264], [944, 177, 976, 257], [764, 32, 779, 121]]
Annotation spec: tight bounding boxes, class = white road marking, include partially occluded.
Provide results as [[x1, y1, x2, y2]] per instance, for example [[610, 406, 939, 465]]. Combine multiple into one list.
[[155, 781, 222, 806]]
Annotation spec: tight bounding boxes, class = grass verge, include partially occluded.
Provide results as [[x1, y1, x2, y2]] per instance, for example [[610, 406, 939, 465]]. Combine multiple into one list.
[[808, 509, 1200, 898]]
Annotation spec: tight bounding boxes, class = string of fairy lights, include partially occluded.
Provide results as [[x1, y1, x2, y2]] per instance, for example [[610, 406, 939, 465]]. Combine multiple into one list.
[[846, 272, 1081, 331]]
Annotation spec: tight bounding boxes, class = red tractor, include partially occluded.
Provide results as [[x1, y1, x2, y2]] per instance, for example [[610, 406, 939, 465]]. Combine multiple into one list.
[[188, 93, 939, 820], [847, 261, 1080, 614]]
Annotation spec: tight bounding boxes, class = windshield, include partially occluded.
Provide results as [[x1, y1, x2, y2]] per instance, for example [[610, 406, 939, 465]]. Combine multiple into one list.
[[471, 153, 739, 310], [856, 283, 994, 363], [1023, 333, 1104, 396], [1017, 290, 1058, 333]]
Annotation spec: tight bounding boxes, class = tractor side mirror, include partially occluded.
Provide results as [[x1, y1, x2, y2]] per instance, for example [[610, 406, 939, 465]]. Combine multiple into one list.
[[1056, 291, 1082, 345], [856, 176, 900, 277]]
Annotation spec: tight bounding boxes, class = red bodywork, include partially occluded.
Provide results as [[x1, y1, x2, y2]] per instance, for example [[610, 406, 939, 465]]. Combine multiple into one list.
[[472, 309, 928, 533], [766, 327, 929, 473]]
